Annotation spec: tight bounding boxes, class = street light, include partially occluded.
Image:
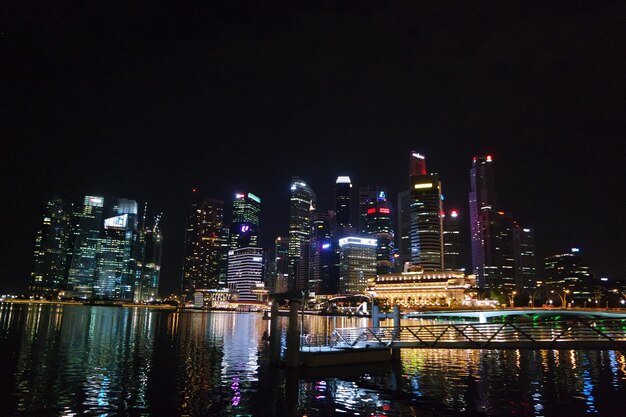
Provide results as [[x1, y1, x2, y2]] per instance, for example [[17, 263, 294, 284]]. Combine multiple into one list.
[[508, 291, 517, 308]]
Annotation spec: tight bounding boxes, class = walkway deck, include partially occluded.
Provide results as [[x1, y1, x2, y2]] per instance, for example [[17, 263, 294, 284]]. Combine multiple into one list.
[[301, 318, 626, 351]]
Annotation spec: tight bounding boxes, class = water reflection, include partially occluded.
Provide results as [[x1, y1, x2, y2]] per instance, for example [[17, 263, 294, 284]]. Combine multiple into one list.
[[1, 304, 626, 416]]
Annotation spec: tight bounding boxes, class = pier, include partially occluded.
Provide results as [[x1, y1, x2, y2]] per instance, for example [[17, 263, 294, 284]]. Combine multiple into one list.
[[270, 303, 626, 367]]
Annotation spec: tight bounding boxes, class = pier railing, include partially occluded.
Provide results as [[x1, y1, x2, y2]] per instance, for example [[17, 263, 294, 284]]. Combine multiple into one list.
[[327, 319, 626, 350]]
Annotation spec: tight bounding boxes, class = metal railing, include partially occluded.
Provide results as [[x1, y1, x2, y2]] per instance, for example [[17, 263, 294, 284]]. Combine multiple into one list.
[[327, 319, 626, 350]]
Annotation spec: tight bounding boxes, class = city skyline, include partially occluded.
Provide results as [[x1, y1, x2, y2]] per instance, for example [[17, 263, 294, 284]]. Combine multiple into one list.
[[3, 2, 625, 296]]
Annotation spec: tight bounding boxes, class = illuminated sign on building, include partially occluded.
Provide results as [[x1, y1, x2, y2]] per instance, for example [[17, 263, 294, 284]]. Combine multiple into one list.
[[247, 193, 261, 203], [379, 208, 390, 214], [104, 214, 128, 229], [450, 210, 458, 218], [87, 196, 104, 207], [241, 224, 250, 233], [322, 243, 331, 250], [338, 237, 377, 247], [413, 183, 433, 189], [235, 193, 245, 199], [367, 208, 376, 214], [378, 191, 386, 201]]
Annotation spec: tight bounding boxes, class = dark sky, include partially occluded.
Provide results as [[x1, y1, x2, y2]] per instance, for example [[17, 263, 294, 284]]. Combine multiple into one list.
[[2, 1, 625, 296]]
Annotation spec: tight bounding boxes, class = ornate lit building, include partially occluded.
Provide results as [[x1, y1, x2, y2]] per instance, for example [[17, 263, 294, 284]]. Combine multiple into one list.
[[368, 265, 475, 307]]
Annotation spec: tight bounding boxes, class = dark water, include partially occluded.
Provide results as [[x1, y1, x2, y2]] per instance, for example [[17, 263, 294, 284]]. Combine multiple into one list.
[[1, 304, 625, 416]]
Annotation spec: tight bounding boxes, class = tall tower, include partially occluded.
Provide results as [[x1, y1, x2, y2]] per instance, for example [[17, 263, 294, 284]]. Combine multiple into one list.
[[229, 192, 261, 249], [469, 155, 497, 289], [93, 197, 138, 300], [134, 212, 163, 303], [181, 193, 226, 302], [361, 193, 394, 275], [29, 196, 71, 298], [398, 152, 444, 271], [338, 236, 377, 295], [513, 226, 536, 293], [66, 195, 105, 299], [309, 208, 333, 294], [288, 177, 317, 291], [545, 248, 593, 305], [358, 185, 388, 234], [335, 176, 352, 228], [442, 210, 462, 271], [273, 236, 290, 294], [227, 247, 264, 301]]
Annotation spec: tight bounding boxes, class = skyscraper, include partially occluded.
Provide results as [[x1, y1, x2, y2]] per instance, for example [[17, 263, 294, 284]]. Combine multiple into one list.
[[545, 248, 593, 305], [227, 247, 264, 301], [335, 176, 352, 228], [442, 210, 462, 271], [273, 236, 290, 294], [398, 152, 444, 271], [513, 226, 536, 293], [134, 213, 163, 302], [93, 197, 138, 300], [29, 196, 71, 297], [181, 194, 227, 302], [229, 192, 261, 249], [288, 177, 316, 291], [469, 155, 497, 289], [66, 195, 105, 299], [338, 236, 377, 295], [309, 208, 333, 294], [361, 194, 394, 275], [358, 185, 388, 234]]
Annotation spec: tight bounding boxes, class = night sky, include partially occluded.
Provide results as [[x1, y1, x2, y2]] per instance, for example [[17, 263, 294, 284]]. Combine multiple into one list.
[[2, 1, 625, 296]]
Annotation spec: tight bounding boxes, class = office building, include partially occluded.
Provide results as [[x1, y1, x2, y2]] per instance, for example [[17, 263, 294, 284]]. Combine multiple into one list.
[[66, 195, 105, 299], [358, 185, 388, 234], [361, 197, 394, 276], [335, 176, 352, 228], [442, 210, 462, 271], [513, 226, 536, 292], [398, 152, 444, 271], [338, 236, 377, 295], [469, 155, 498, 289], [288, 177, 316, 291], [273, 236, 290, 294], [181, 194, 227, 302], [133, 213, 163, 303], [29, 196, 71, 297], [309, 209, 333, 294], [229, 192, 261, 249], [227, 247, 264, 301], [93, 198, 138, 300], [545, 248, 594, 305]]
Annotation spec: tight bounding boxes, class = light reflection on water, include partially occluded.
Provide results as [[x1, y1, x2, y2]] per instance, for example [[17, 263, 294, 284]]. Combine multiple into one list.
[[1, 303, 626, 416]]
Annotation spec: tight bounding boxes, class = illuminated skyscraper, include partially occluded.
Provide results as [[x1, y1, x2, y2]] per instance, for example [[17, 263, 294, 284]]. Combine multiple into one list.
[[545, 248, 593, 305], [335, 176, 352, 228], [93, 197, 138, 300], [442, 210, 462, 271], [361, 193, 394, 275], [288, 177, 316, 291], [398, 152, 443, 271], [469, 155, 497, 289], [227, 247, 264, 301], [513, 226, 536, 292], [309, 208, 333, 294], [133, 211, 163, 303], [358, 185, 388, 234], [66, 195, 105, 298], [338, 236, 377, 295], [181, 195, 227, 301], [229, 192, 261, 249], [273, 236, 290, 294], [29, 196, 71, 297]]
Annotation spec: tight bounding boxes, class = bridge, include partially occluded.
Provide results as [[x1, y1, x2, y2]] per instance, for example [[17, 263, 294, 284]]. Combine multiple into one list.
[[402, 308, 626, 323], [300, 318, 626, 354]]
